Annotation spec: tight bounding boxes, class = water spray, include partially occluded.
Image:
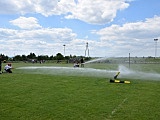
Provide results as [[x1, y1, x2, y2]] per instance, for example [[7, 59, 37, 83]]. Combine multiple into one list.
[[16, 63, 160, 81]]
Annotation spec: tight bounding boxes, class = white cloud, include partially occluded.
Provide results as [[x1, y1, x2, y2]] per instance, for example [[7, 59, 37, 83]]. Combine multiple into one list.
[[65, 0, 129, 24], [0, 0, 35, 14], [10, 17, 42, 29], [0, 24, 79, 56], [0, 0, 130, 25], [1, 14, 160, 57], [96, 16, 160, 40], [33, 0, 60, 16], [93, 16, 160, 56]]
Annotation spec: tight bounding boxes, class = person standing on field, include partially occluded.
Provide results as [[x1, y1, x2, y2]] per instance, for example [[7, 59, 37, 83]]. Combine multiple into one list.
[[0, 56, 2, 74], [80, 57, 84, 67]]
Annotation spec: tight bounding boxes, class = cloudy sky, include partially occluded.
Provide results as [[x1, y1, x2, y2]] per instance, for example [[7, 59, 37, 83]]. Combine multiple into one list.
[[0, 0, 160, 57]]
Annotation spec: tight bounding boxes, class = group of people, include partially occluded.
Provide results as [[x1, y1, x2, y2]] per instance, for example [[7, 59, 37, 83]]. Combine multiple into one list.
[[73, 57, 84, 68], [0, 56, 13, 74]]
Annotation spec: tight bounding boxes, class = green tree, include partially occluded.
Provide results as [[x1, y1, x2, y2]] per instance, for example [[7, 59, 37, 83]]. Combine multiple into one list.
[[27, 53, 36, 59], [56, 53, 64, 60], [14, 55, 22, 61], [37, 55, 49, 61], [22, 55, 27, 61]]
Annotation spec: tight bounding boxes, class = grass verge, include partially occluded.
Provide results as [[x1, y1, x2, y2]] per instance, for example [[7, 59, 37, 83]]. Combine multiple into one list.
[[0, 63, 160, 120]]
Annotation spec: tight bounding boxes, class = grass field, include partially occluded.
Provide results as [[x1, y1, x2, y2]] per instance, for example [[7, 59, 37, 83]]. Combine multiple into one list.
[[0, 62, 160, 120]]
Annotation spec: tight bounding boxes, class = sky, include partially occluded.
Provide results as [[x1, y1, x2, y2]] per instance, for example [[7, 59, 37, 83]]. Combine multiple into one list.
[[0, 0, 160, 57]]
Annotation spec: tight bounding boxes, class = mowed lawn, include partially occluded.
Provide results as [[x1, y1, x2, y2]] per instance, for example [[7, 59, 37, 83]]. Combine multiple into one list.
[[0, 63, 160, 120]]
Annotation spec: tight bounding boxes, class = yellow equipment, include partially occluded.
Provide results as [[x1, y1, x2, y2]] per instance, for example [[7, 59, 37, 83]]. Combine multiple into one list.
[[110, 72, 131, 84]]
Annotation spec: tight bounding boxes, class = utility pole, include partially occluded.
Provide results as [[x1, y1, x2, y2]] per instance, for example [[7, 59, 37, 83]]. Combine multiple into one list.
[[154, 39, 158, 58], [129, 53, 130, 69], [63, 44, 66, 57]]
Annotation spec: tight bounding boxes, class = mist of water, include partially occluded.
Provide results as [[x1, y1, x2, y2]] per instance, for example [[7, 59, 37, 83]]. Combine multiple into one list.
[[84, 57, 108, 64], [117, 65, 160, 81], [17, 66, 116, 78], [17, 65, 160, 81], [84, 57, 160, 81]]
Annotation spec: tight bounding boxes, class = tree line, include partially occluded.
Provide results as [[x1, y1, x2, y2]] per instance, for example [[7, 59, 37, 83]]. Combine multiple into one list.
[[0, 53, 91, 62]]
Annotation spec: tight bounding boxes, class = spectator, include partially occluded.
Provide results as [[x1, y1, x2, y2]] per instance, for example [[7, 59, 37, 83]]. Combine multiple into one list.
[[74, 62, 79, 68], [0, 56, 2, 74], [4, 63, 13, 73], [80, 57, 84, 67]]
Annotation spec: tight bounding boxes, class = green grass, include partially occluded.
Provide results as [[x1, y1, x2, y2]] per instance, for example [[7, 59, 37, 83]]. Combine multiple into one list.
[[0, 63, 160, 120]]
